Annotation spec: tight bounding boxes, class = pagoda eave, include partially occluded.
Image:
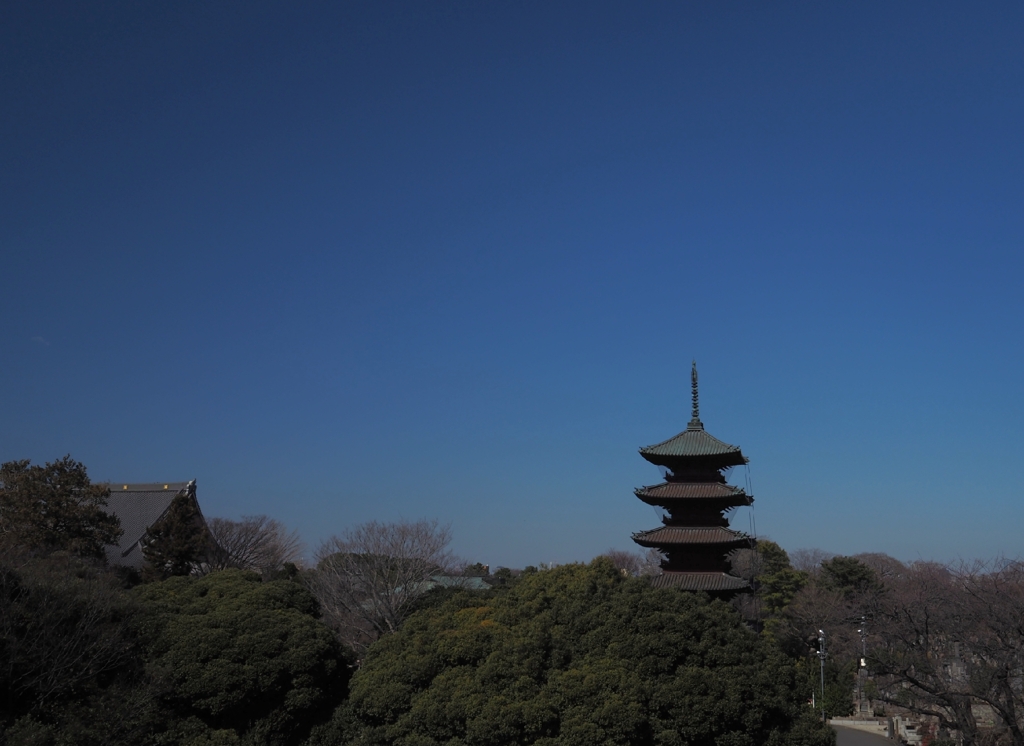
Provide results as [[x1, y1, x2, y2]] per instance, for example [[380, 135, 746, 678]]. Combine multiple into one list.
[[634, 484, 752, 507], [639, 452, 748, 470], [638, 426, 747, 464], [649, 572, 751, 593], [631, 526, 753, 549], [636, 496, 753, 510]]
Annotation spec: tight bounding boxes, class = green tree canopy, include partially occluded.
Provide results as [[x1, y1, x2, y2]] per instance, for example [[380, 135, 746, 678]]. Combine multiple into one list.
[[820, 556, 882, 598], [0, 456, 122, 559], [315, 559, 833, 746], [133, 569, 350, 745], [754, 540, 809, 618]]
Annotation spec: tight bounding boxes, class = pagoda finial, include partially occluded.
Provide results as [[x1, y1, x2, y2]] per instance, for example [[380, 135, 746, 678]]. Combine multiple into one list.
[[688, 360, 703, 430]]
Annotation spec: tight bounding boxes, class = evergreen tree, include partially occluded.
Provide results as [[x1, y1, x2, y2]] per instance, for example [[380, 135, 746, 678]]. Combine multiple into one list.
[[311, 559, 835, 746], [0, 456, 122, 559], [142, 490, 208, 581], [134, 570, 350, 745], [755, 540, 810, 617], [820, 556, 883, 598]]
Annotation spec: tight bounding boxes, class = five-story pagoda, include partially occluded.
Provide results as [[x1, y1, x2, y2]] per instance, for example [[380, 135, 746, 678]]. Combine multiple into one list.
[[632, 363, 753, 596]]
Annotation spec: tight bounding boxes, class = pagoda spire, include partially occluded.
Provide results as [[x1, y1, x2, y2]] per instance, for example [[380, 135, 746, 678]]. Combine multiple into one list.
[[688, 361, 703, 430]]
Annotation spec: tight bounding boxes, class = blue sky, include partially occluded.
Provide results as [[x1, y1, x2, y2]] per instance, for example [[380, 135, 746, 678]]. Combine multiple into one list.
[[3, 2, 1023, 569]]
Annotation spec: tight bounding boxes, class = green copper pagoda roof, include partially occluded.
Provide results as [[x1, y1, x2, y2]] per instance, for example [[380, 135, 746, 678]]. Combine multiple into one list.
[[639, 427, 745, 461], [639, 362, 746, 466]]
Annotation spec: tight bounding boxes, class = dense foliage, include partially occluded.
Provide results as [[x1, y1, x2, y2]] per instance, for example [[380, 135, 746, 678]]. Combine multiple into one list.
[[0, 563, 350, 746], [312, 559, 834, 746], [134, 570, 350, 745], [0, 553, 140, 743]]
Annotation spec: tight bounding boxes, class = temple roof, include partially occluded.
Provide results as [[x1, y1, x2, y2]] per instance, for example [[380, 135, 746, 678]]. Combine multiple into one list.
[[635, 481, 752, 505], [649, 572, 750, 592], [631, 525, 752, 548], [101, 481, 200, 569], [639, 426, 746, 464]]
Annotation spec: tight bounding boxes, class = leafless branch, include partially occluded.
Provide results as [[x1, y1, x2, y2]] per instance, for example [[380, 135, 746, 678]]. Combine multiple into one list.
[[306, 519, 454, 653], [205, 515, 304, 576], [600, 548, 662, 577]]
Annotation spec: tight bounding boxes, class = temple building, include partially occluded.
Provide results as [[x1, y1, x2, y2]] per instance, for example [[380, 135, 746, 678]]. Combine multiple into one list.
[[632, 363, 754, 596]]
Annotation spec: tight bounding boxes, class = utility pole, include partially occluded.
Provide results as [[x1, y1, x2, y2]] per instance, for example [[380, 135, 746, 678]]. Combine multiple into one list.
[[818, 629, 827, 723], [858, 621, 867, 714]]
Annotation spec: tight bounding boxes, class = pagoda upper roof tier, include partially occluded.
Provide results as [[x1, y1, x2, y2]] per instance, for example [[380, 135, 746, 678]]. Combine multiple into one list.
[[649, 572, 750, 592], [634, 481, 752, 506], [631, 525, 753, 549], [639, 422, 747, 468]]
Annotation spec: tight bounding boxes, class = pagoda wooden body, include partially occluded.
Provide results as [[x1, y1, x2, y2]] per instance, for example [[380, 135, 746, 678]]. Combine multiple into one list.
[[633, 364, 753, 596]]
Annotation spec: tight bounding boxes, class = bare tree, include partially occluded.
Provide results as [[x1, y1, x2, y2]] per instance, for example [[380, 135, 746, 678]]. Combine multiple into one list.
[[206, 515, 303, 576], [307, 519, 455, 653], [600, 548, 662, 577], [868, 561, 981, 745], [870, 560, 1024, 746], [851, 552, 906, 583], [790, 547, 835, 574]]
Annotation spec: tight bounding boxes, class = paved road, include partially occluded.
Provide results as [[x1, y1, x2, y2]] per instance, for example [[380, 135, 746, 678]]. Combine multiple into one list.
[[832, 725, 893, 746]]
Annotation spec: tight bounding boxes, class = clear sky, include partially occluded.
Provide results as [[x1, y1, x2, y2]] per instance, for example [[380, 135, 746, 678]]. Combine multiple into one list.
[[3, 2, 1023, 569]]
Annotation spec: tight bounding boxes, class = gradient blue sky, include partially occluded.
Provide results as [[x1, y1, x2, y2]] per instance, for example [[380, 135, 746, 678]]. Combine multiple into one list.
[[3, 2, 1023, 569]]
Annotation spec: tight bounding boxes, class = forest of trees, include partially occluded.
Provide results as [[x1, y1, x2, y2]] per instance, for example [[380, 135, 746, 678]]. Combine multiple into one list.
[[3, 456, 1024, 746]]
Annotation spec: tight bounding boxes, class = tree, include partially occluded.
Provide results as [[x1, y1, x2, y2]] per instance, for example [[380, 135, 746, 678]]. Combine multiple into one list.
[[820, 556, 883, 598], [869, 560, 1024, 746], [790, 548, 836, 574], [747, 540, 810, 619], [0, 456, 122, 559], [133, 569, 349, 746], [307, 519, 455, 653], [141, 489, 208, 581], [767, 555, 890, 718], [0, 553, 139, 734], [851, 552, 906, 583], [206, 515, 303, 576], [309, 559, 835, 746]]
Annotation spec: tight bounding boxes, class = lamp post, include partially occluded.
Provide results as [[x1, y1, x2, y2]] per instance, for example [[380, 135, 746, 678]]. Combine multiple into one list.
[[818, 629, 827, 723]]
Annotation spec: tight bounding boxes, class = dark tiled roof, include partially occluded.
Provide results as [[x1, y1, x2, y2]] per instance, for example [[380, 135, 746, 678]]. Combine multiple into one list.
[[635, 482, 752, 505], [639, 425, 746, 465], [101, 482, 189, 568], [649, 572, 750, 592], [631, 525, 752, 548]]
